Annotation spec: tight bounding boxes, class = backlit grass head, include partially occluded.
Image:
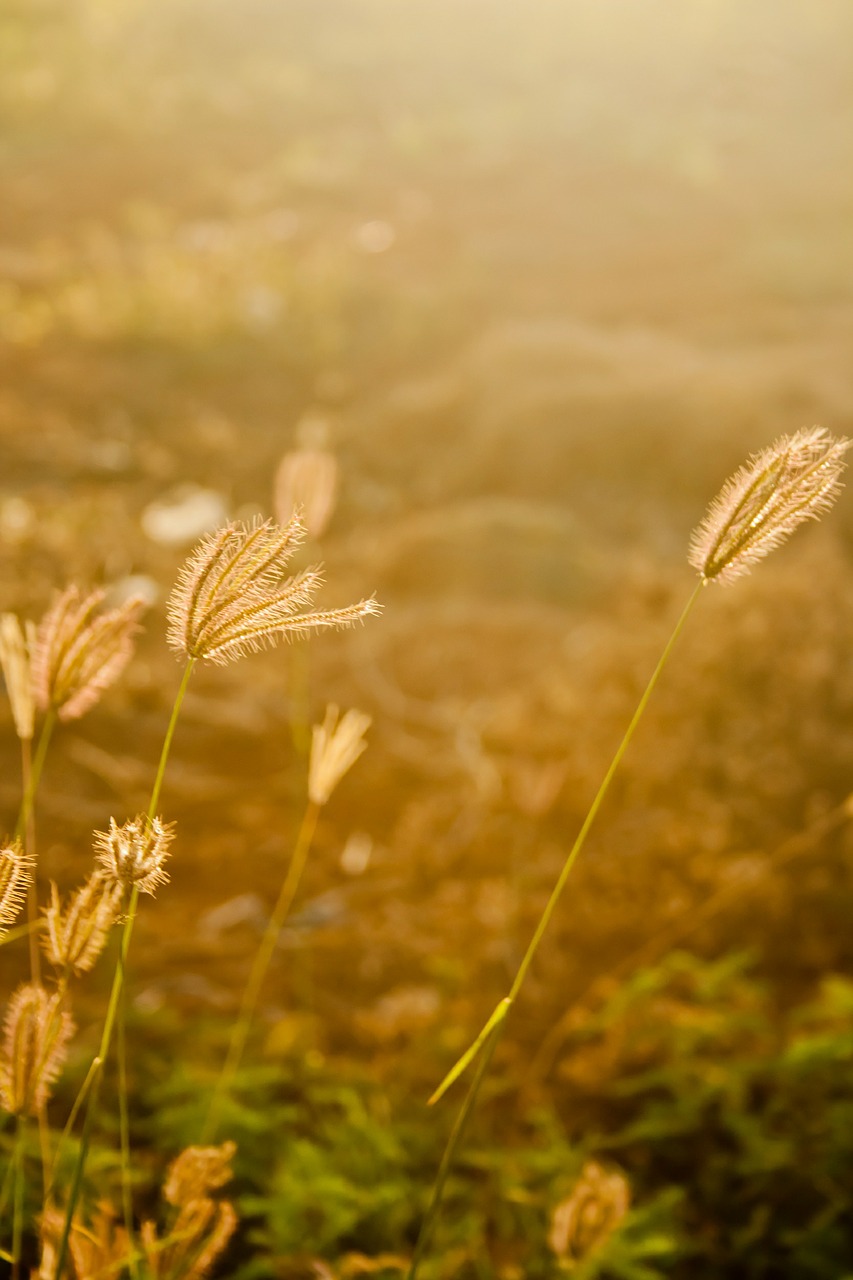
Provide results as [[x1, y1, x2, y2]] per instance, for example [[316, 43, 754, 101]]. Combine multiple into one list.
[[167, 516, 381, 665], [689, 427, 850, 585]]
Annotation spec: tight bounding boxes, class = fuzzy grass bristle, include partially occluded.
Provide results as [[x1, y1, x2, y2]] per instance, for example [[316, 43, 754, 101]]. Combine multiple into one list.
[[0, 982, 74, 1116], [93, 815, 175, 896], [689, 427, 850, 585], [166, 516, 381, 665], [0, 840, 33, 937]]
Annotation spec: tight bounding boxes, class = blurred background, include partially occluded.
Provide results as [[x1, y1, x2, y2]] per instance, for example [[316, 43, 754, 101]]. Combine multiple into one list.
[[4, 1, 853, 1275]]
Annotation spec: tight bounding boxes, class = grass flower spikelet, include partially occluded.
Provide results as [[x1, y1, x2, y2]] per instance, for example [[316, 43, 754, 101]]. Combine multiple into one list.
[[0, 982, 74, 1116], [31, 586, 146, 721], [689, 427, 850, 585], [309, 704, 372, 806], [0, 613, 35, 741], [167, 516, 381, 665], [43, 872, 122, 974], [94, 815, 175, 896], [0, 841, 33, 936]]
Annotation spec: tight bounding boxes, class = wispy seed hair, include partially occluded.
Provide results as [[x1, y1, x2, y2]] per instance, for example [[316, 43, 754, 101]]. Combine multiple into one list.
[[43, 872, 122, 974], [0, 982, 74, 1116], [689, 427, 850, 585], [30, 586, 146, 721], [0, 613, 35, 740], [167, 517, 381, 665], [0, 841, 33, 937], [93, 816, 175, 896], [308, 704, 372, 807]]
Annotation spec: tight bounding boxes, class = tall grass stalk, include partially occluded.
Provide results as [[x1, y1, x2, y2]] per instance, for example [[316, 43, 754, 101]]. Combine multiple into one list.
[[53, 658, 195, 1280], [407, 581, 703, 1277], [203, 798, 321, 1142]]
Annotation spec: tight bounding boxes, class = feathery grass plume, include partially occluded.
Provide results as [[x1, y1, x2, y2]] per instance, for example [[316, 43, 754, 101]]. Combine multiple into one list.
[[0, 613, 34, 741], [167, 516, 381, 665], [93, 816, 174, 896], [309, 704, 372, 806], [140, 1142, 238, 1280], [548, 1161, 631, 1265], [274, 443, 339, 539], [0, 841, 33, 937], [31, 586, 146, 721], [689, 427, 850, 586], [38, 1201, 132, 1280], [42, 873, 122, 974], [0, 983, 74, 1116]]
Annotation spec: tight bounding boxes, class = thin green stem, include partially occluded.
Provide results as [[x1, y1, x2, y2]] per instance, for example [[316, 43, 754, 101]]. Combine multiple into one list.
[[20, 736, 40, 987], [117, 985, 139, 1280], [15, 711, 56, 845], [54, 658, 195, 1280], [407, 581, 704, 1278], [202, 799, 320, 1142]]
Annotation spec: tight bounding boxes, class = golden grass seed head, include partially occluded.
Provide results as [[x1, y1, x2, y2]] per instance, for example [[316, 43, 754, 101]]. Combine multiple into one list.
[[308, 704, 372, 806], [42, 872, 122, 974], [689, 427, 850, 586], [93, 816, 175, 896], [164, 1141, 237, 1206], [0, 613, 35, 741], [30, 586, 146, 722], [0, 840, 34, 937], [274, 445, 340, 539], [0, 983, 74, 1116], [166, 516, 381, 665]]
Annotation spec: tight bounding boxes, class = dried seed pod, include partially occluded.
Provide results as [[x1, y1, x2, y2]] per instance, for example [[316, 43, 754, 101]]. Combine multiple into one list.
[[167, 517, 380, 665], [31, 586, 146, 721], [42, 873, 122, 974], [308, 704, 371, 807], [0, 613, 35, 740], [689, 427, 850, 585], [0, 982, 74, 1116], [93, 816, 175, 896], [0, 841, 33, 937]]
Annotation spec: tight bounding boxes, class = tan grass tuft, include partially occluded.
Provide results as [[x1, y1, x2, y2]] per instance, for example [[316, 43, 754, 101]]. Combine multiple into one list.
[[164, 1140, 237, 1205], [43, 872, 122, 974], [689, 427, 850, 585], [93, 815, 175, 896], [0, 840, 34, 937], [30, 586, 146, 721], [0, 982, 74, 1116], [166, 516, 381, 665], [0, 612, 35, 740], [141, 1142, 238, 1280], [309, 704, 372, 806]]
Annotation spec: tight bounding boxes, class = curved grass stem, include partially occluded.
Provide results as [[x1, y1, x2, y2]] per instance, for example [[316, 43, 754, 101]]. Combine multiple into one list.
[[202, 799, 320, 1142], [406, 581, 703, 1279]]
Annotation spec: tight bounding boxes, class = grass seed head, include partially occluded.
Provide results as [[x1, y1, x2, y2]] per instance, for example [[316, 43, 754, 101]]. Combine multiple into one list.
[[309, 704, 372, 806], [167, 516, 381, 665], [31, 586, 146, 721], [43, 872, 122, 974], [0, 840, 33, 937], [689, 427, 850, 585], [548, 1160, 631, 1264], [274, 445, 340, 539], [0, 613, 35, 740], [93, 815, 175, 896], [0, 983, 74, 1116]]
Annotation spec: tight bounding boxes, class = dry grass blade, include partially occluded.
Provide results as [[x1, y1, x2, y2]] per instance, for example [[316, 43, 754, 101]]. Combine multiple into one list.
[[30, 587, 146, 721], [167, 517, 381, 665], [93, 816, 175, 896], [274, 444, 340, 539], [689, 427, 850, 585]]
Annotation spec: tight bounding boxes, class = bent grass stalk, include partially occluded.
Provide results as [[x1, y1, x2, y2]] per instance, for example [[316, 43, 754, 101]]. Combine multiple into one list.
[[54, 658, 195, 1280], [406, 582, 703, 1278], [202, 799, 320, 1142]]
